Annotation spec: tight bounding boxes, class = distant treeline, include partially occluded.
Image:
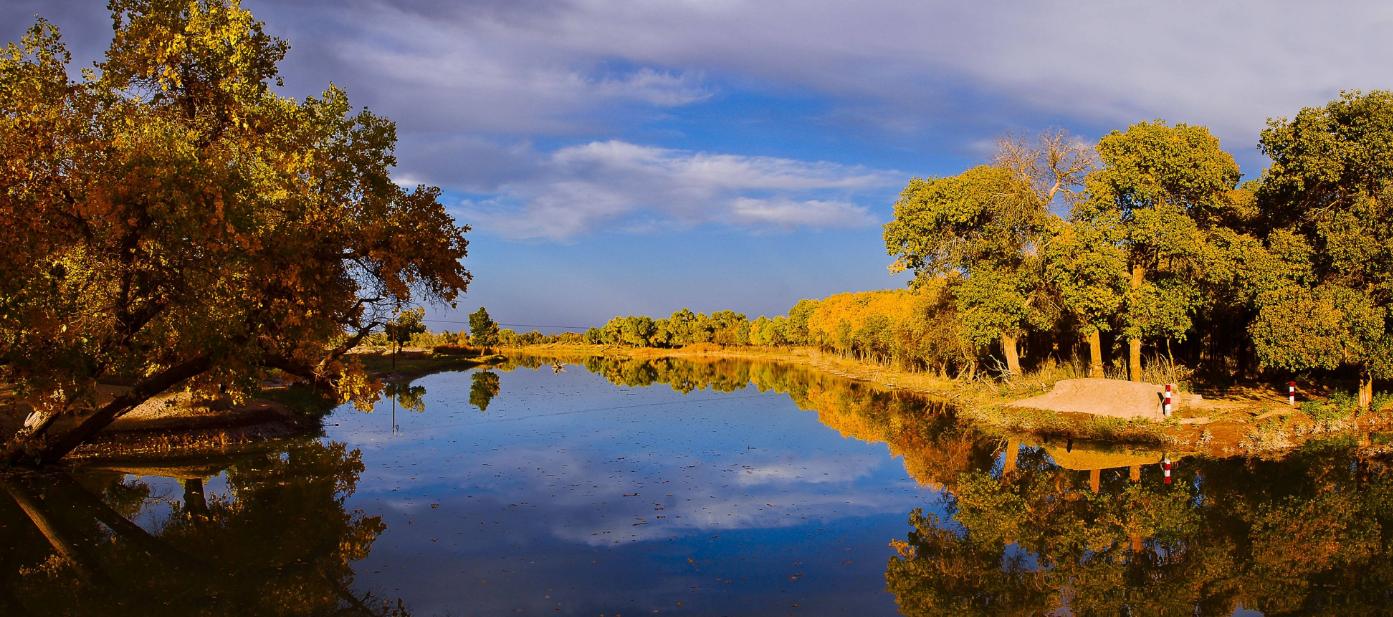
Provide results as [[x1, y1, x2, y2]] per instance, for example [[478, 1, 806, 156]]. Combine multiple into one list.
[[365, 327, 585, 349], [579, 290, 975, 375]]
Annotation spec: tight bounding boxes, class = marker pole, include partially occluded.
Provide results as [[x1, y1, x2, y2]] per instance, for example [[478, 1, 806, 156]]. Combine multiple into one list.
[[1163, 384, 1173, 417]]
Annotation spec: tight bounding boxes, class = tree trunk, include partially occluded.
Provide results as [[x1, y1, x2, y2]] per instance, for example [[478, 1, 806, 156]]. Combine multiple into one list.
[[0, 477, 100, 581], [1359, 369, 1374, 412], [1128, 338, 1143, 383], [1087, 330, 1104, 378], [4, 355, 213, 466], [1002, 438, 1020, 476], [1128, 263, 1146, 383], [183, 479, 209, 519], [1001, 333, 1022, 376]]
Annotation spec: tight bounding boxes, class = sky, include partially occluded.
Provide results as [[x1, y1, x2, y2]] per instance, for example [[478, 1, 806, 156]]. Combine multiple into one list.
[[5, 1, 1393, 332]]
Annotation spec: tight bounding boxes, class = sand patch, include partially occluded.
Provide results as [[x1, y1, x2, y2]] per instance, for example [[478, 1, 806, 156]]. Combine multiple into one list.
[[1009, 378, 1197, 421]]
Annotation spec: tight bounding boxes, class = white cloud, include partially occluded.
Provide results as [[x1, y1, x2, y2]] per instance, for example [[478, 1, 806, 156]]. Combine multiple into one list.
[[457, 140, 895, 239], [729, 197, 874, 229], [13, 0, 1389, 207], [242, 0, 1393, 170]]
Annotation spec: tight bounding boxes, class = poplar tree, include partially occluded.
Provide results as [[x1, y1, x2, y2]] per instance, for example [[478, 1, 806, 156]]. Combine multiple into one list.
[[886, 133, 1086, 376], [1251, 90, 1393, 409], [1074, 121, 1240, 381], [885, 166, 1045, 375]]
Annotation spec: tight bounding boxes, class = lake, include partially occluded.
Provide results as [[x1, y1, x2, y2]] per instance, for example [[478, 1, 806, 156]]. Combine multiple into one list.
[[3, 355, 1391, 615]]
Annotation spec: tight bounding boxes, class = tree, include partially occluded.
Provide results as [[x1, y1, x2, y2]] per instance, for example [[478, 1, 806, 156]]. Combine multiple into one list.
[[1045, 219, 1126, 376], [784, 299, 820, 345], [1252, 91, 1393, 408], [0, 2, 471, 466], [707, 310, 750, 345], [468, 307, 499, 348], [886, 165, 1048, 376], [663, 308, 703, 346], [618, 315, 657, 347], [1075, 121, 1240, 381], [749, 316, 787, 346], [384, 307, 426, 366]]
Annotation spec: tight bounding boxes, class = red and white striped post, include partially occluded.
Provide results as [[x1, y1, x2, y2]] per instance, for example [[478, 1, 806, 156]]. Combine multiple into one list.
[[1162, 456, 1172, 485], [1288, 380, 1296, 407], [1163, 384, 1174, 417]]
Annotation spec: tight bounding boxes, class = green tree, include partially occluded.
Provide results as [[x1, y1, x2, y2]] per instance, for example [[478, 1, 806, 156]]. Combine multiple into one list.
[[784, 299, 820, 345], [0, 2, 470, 466], [384, 307, 426, 365], [1075, 121, 1241, 381], [885, 166, 1046, 376], [664, 308, 702, 346], [749, 316, 787, 346], [707, 310, 750, 345], [1252, 90, 1393, 408], [468, 307, 499, 347], [1045, 219, 1126, 377], [618, 315, 657, 347]]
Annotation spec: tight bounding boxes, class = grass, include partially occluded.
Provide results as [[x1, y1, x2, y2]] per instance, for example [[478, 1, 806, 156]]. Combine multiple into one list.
[[1302, 390, 1357, 424], [1239, 416, 1297, 453], [961, 403, 1170, 446]]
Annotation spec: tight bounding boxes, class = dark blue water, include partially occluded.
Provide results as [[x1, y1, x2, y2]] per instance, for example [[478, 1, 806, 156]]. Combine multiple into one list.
[[331, 365, 941, 615], [5, 357, 1392, 615]]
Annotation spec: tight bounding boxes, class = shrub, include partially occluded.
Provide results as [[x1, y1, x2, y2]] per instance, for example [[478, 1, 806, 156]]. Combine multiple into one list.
[[432, 345, 481, 357]]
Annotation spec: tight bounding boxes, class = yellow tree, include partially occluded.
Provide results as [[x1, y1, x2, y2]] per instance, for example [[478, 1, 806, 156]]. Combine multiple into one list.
[[0, 1, 470, 465]]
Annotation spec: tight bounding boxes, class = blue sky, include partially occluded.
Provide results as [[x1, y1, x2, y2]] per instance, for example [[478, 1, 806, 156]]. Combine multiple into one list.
[[7, 0, 1393, 331]]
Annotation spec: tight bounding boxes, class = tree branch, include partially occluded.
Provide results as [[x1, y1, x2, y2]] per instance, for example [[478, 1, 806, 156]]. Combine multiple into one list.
[[5, 354, 214, 466]]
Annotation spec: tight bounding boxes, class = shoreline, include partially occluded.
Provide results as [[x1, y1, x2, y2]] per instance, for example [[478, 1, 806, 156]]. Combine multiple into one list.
[[506, 343, 1393, 458], [5, 350, 502, 466], [19, 344, 1392, 466]]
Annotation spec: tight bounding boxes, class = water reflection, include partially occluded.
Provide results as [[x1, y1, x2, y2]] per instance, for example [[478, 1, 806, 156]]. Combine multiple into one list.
[[468, 370, 500, 412], [550, 355, 1393, 615], [5, 356, 1393, 615], [0, 440, 403, 616], [512, 354, 1001, 491], [383, 383, 427, 414], [886, 439, 1393, 615]]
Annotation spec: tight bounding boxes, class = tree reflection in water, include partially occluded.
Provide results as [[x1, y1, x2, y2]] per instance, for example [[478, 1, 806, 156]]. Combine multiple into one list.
[[888, 439, 1393, 615], [0, 440, 405, 616], [468, 371, 501, 412], [550, 354, 1393, 616]]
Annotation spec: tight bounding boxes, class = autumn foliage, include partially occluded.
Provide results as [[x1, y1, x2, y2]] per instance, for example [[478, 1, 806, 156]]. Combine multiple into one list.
[[0, 1, 470, 464]]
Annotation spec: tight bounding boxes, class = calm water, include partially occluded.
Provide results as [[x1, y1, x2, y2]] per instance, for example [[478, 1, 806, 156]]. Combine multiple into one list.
[[3, 356, 1393, 615]]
